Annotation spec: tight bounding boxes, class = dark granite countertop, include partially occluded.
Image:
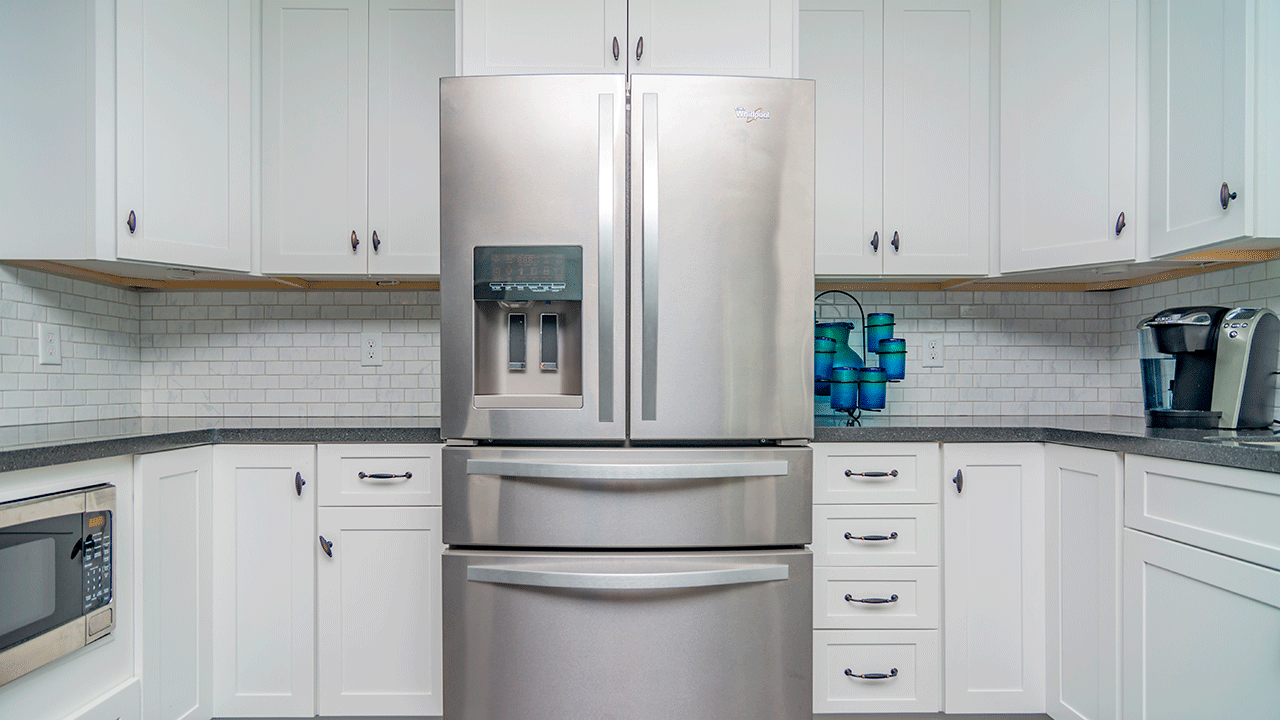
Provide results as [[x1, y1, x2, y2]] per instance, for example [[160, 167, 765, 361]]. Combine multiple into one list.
[[0, 417, 443, 473], [2, 415, 1279, 475]]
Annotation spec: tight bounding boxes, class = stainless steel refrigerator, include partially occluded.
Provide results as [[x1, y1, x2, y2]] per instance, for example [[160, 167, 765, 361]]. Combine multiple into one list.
[[440, 74, 814, 720]]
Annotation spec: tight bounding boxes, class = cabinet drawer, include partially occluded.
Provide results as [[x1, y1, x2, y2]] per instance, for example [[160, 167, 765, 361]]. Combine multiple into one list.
[[812, 505, 940, 566], [814, 443, 940, 504], [814, 567, 940, 630], [317, 444, 442, 507], [1125, 455, 1280, 570], [813, 629, 941, 714]]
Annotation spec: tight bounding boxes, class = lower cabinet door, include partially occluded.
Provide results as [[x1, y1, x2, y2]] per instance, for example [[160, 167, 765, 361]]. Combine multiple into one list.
[[317, 506, 443, 716], [1123, 529, 1280, 719], [211, 445, 316, 718], [443, 548, 812, 720], [812, 629, 941, 713]]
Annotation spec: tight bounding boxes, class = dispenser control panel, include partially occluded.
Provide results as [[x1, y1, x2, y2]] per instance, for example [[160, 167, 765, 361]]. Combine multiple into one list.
[[474, 246, 583, 301]]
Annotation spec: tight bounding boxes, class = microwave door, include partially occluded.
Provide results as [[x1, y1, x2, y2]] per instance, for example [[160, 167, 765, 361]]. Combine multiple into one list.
[[0, 513, 84, 655], [440, 75, 628, 442], [628, 75, 815, 441]]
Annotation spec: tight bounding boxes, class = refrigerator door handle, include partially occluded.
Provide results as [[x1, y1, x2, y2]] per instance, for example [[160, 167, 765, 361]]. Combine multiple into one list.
[[467, 563, 788, 590], [640, 92, 660, 422], [465, 459, 788, 480], [598, 94, 615, 422]]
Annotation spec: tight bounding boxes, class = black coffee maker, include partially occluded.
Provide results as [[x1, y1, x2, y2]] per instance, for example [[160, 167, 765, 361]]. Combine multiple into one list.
[[1139, 306, 1280, 429]]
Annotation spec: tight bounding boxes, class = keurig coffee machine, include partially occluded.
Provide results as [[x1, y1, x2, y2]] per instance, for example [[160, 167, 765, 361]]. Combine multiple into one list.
[[1139, 306, 1280, 429]]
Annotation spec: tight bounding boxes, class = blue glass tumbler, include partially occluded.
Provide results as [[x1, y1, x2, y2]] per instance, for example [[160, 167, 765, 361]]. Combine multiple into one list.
[[866, 313, 895, 355], [858, 367, 888, 410], [814, 336, 837, 395], [829, 366, 860, 412], [877, 338, 907, 380]]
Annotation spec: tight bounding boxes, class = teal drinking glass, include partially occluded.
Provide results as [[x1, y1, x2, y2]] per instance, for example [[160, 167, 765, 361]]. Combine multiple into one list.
[[858, 367, 888, 410], [877, 338, 907, 380]]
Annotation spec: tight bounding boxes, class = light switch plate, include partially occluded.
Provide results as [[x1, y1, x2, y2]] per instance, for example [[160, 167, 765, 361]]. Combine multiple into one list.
[[38, 323, 61, 365], [922, 335, 944, 368], [360, 332, 382, 367]]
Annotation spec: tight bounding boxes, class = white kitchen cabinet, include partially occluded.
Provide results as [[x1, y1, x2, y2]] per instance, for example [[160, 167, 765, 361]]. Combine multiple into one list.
[[316, 506, 443, 716], [941, 443, 1045, 714], [261, 0, 454, 276], [135, 446, 214, 720], [812, 443, 941, 714], [458, 0, 794, 77], [1045, 445, 1122, 720], [210, 445, 316, 718], [1122, 528, 1280, 720], [1148, 0, 1266, 256], [0, 457, 135, 720], [800, 0, 990, 277], [999, 0, 1138, 274], [115, 0, 252, 272], [0, 1, 115, 264], [316, 442, 441, 506]]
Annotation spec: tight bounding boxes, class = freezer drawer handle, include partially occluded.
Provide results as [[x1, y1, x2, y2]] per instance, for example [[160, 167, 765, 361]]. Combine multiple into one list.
[[358, 471, 412, 483], [466, 459, 788, 481], [846, 668, 898, 680], [845, 469, 898, 478], [467, 563, 787, 590], [845, 594, 899, 604], [844, 532, 898, 542]]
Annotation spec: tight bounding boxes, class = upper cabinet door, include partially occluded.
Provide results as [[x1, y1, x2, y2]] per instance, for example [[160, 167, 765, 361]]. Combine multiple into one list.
[[628, 0, 795, 77], [882, 0, 990, 276], [1148, 0, 1250, 257], [261, 0, 370, 275], [116, 0, 252, 272], [799, 0, 884, 276], [366, 0, 454, 276], [458, 0, 628, 75], [999, 0, 1138, 274]]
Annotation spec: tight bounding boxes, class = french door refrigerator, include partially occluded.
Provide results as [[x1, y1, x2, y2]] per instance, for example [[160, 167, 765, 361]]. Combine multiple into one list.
[[440, 74, 814, 720]]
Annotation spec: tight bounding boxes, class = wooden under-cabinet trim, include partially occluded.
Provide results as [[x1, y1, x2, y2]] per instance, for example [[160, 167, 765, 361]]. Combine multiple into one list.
[[4, 262, 441, 291], [3, 258, 1253, 295], [1173, 248, 1280, 262], [817, 261, 1254, 293]]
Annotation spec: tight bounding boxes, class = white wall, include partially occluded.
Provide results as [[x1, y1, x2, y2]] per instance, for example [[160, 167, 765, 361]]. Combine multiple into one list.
[[4, 261, 1280, 422]]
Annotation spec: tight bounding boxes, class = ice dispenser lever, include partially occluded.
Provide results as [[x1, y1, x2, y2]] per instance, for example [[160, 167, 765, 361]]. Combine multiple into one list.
[[540, 313, 559, 371], [507, 313, 526, 370]]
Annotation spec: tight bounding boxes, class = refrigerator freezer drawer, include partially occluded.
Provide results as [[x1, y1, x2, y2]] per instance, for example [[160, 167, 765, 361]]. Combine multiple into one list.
[[444, 445, 812, 548], [443, 548, 813, 720]]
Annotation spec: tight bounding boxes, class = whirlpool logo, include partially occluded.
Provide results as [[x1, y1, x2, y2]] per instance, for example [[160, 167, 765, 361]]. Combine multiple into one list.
[[735, 107, 770, 122]]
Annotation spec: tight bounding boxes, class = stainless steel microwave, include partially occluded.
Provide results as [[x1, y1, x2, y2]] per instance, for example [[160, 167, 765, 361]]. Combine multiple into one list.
[[0, 484, 115, 687]]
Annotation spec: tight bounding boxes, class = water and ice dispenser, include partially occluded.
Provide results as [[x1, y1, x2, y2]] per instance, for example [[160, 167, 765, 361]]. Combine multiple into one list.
[[472, 246, 583, 408]]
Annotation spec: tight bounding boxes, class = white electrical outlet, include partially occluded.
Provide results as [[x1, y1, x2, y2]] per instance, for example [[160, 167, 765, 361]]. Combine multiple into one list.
[[38, 323, 61, 365], [922, 334, 944, 368], [360, 332, 383, 367]]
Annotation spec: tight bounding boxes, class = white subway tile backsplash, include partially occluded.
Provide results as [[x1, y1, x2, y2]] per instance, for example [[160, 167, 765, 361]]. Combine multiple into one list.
[[6, 260, 1280, 424]]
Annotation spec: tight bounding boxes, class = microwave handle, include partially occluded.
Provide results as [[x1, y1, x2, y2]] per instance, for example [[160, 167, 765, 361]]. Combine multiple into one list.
[[468, 563, 787, 590], [465, 459, 787, 481]]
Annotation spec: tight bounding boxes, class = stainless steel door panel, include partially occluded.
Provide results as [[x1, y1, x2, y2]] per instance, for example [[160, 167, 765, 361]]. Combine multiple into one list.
[[629, 75, 815, 441], [443, 548, 813, 720], [440, 75, 628, 441], [443, 445, 812, 548]]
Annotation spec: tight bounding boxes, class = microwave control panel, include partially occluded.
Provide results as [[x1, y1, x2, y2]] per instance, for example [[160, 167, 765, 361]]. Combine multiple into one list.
[[82, 510, 112, 612]]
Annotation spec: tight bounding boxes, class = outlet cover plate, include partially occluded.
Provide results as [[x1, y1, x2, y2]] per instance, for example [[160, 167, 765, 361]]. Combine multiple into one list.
[[360, 332, 383, 367], [38, 323, 61, 365], [922, 334, 944, 368]]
